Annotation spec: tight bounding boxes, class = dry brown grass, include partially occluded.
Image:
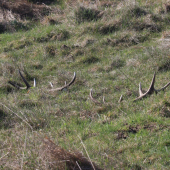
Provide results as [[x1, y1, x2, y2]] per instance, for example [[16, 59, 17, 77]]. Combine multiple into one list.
[[0, 0, 51, 20], [41, 137, 102, 170], [75, 5, 102, 24], [0, 0, 54, 33]]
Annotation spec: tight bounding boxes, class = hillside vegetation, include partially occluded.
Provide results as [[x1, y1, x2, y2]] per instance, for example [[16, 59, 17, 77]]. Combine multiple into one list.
[[1, 0, 170, 169]]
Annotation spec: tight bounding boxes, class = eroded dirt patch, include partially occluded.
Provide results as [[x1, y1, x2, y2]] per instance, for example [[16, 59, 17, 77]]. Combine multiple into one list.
[[117, 125, 140, 140], [117, 123, 158, 140]]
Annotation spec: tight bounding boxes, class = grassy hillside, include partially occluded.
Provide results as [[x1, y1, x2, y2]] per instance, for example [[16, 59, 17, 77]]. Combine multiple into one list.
[[1, 0, 170, 169]]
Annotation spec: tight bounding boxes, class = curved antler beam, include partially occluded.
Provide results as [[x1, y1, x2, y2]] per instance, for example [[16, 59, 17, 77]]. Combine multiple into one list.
[[19, 70, 31, 89], [49, 72, 76, 92], [8, 70, 34, 90], [134, 72, 170, 101], [8, 81, 24, 89], [89, 89, 101, 104]]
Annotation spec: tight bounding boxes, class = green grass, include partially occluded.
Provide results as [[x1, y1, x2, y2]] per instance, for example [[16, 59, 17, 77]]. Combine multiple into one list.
[[1, 0, 170, 169]]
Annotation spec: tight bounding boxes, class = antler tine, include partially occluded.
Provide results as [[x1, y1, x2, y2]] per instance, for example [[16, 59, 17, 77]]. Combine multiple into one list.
[[118, 95, 123, 103], [49, 82, 53, 88], [155, 81, 170, 92], [33, 78, 36, 87], [134, 72, 170, 101], [147, 72, 156, 95], [89, 89, 101, 104], [19, 70, 31, 89], [8, 81, 21, 89], [134, 73, 156, 101], [139, 83, 143, 96], [49, 72, 76, 92], [66, 72, 76, 87]]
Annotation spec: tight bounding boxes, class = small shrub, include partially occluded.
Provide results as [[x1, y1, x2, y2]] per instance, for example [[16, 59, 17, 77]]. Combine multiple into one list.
[[19, 100, 41, 109], [106, 31, 150, 47], [45, 45, 56, 56], [57, 30, 70, 41], [81, 56, 100, 64], [0, 109, 13, 129], [0, 22, 6, 34], [60, 45, 70, 56], [132, 20, 161, 32], [126, 6, 147, 18], [120, 6, 161, 32], [110, 58, 125, 69], [4, 39, 32, 52], [36, 30, 70, 42], [32, 63, 43, 69], [72, 49, 84, 56], [42, 17, 60, 26], [75, 6, 101, 23], [95, 21, 120, 35], [151, 14, 163, 23], [0, 21, 29, 34], [158, 59, 170, 71], [0, 109, 6, 120], [10, 20, 29, 31]]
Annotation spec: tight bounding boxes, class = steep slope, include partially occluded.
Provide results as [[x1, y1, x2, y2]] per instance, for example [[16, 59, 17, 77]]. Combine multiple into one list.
[[1, 0, 170, 169]]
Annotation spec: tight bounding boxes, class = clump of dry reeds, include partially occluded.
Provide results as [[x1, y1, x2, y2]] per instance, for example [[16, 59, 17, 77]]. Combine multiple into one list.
[[41, 137, 102, 170]]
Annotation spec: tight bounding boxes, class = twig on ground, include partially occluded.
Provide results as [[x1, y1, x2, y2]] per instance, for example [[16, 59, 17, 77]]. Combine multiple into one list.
[[0, 152, 9, 161], [118, 95, 123, 103], [21, 130, 27, 170], [76, 161, 82, 170], [0, 103, 33, 131], [78, 135, 96, 170]]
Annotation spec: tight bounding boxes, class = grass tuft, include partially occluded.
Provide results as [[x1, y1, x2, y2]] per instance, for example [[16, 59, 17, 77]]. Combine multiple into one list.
[[75, 6, 102, 23]]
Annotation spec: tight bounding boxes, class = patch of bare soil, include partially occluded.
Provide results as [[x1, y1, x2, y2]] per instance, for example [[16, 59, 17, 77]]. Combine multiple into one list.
[[143, 123, 157, 132], [117, 123, 158, 140], [117, 125, 140, 140], [41, 137, 102, 170]]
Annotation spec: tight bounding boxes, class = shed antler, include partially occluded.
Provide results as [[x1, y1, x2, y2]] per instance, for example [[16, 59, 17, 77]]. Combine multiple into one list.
[[134, 72, 170, 101], [8, 70, 36, 90], [89, 89, 102, 104], [49, 72, 76, 92]]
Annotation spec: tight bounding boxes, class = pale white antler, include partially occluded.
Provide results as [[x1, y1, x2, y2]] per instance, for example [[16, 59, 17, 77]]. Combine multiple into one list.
[[49, 82, 53, 88], [33, 78, 36, 87], [134, 72, 170, 101], [49, 72, 76, 92], [89, 89, 101, 104], [8, 70, 35, 90], [118, 95, 123, 103]]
